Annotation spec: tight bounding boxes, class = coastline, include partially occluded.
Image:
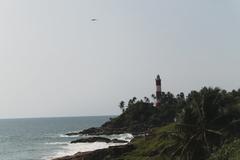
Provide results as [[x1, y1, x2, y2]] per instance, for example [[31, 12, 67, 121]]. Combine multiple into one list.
[[52, 144, 134, 160], [49, 133, 134, 160], [49, 101, 160, 160]]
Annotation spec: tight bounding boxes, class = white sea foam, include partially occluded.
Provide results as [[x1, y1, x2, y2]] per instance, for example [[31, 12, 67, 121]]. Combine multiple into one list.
[[59, 134, 79, 138], [43, 133, 133, 160], [80, 133, 134, 142], [44, 142, 126, 160], [45, 142, 69, 145], [107, 133, 134, 142]]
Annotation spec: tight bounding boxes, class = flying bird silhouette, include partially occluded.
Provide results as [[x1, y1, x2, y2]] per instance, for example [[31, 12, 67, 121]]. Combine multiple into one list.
[[91, 19, 97, 21]]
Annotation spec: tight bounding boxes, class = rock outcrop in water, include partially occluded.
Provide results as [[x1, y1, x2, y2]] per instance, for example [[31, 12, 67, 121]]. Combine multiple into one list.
[[70, 137, 128, 144]]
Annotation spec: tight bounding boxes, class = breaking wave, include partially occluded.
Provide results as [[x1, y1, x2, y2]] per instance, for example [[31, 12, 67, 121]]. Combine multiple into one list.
[[59, 134, 79, 138], [45, 142, 69, 145], [44, 142, 126, 160], [43, 133, 133, 160]]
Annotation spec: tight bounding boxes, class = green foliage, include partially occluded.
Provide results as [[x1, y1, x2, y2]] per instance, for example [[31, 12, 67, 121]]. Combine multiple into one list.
[[119, 101, 125, 113], [106, 95, 183, 133], [111, 92, 186, 133], [208, 139, 240, 160], [108, 87, 240, 160], [160, 87, 240, 160], [106, 102, 161, 132]]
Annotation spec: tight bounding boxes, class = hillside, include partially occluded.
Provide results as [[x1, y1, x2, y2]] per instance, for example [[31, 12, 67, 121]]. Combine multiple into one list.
[[102, 88, 240, 160], [78, 99, 180, 135], [101, 102, 175, 133], [64, 87, 240, 160], [112, 124, 175, 160]]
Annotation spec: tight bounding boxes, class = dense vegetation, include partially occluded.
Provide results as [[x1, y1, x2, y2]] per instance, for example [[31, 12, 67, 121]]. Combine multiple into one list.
[[108, 87, 240, 160], [74, 87, 240, 160], [102, 92, 185, 133]]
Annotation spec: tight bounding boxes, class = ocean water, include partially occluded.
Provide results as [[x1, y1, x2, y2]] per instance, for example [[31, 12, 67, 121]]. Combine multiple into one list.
[[0, 116, 131, 160]]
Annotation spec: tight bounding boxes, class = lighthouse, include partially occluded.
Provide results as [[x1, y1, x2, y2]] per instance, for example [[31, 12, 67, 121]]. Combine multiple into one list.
[[155, 75, 161, 107]]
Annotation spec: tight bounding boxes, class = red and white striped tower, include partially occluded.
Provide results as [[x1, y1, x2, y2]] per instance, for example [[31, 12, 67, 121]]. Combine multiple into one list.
[[155, 75, 161, 108]]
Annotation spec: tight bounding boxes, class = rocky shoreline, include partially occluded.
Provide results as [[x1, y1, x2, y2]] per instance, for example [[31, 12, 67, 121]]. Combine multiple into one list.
[[66, 127, 142, 136], [52, 144, 135, 160], [53, 102, 157, 160], [70, 136, 128, 144], [52, 130, 135, 160]]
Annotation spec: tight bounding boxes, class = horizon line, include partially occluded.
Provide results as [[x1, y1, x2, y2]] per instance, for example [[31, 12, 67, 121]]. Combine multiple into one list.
[[0, 114, 118, 120]]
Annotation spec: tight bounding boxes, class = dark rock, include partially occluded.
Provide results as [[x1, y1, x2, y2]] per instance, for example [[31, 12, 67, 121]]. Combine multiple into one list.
[[71, 137, 111, 143], [66, 132, 80, 136], [66, 125, 146, 137], [79, 127, 103, 135], [77, 126, 145, 136], [71, 137, 128, 144], [52, 152, 91, 160], [78, 127, 132, 135], [52, 144, 135, 160], [111, 139, 128, 143]]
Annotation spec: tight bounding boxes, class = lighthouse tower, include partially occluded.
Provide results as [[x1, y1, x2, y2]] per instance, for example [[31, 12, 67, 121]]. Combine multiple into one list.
[[155, 75, 161, 108]]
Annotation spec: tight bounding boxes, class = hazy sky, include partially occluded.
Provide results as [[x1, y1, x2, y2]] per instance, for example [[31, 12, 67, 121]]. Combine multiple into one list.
[[0, 0, 240, 118]]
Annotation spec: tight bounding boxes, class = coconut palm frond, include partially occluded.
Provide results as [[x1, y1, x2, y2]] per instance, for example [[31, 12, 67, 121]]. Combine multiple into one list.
[[205, 129, 222, 136]]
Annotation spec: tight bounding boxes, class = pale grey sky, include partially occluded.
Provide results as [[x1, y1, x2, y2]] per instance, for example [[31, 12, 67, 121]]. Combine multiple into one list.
[[0, 0, 240, 118]]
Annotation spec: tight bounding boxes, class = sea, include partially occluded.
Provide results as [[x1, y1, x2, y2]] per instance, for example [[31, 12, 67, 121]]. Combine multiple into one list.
[[0, 116, 133, 160]]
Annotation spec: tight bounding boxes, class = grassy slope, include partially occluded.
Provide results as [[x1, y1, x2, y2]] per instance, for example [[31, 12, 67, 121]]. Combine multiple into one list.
[[112, 124, 175, 160]]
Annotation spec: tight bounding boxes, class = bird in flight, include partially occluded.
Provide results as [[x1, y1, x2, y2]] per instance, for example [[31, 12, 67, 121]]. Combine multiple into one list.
[[91, 19, 97, 21]]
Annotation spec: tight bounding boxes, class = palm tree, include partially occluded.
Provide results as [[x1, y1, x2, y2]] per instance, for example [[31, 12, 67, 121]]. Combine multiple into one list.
[[151, 94, 156, 104], [128, 97, 137, 107], [160, 87, 239, 160], [119, 101, 125, 112], [151, 94, 156, 100], [144, 97, 150, 103], [128, 99, 133, 107], [132, 97, 137, 103]]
